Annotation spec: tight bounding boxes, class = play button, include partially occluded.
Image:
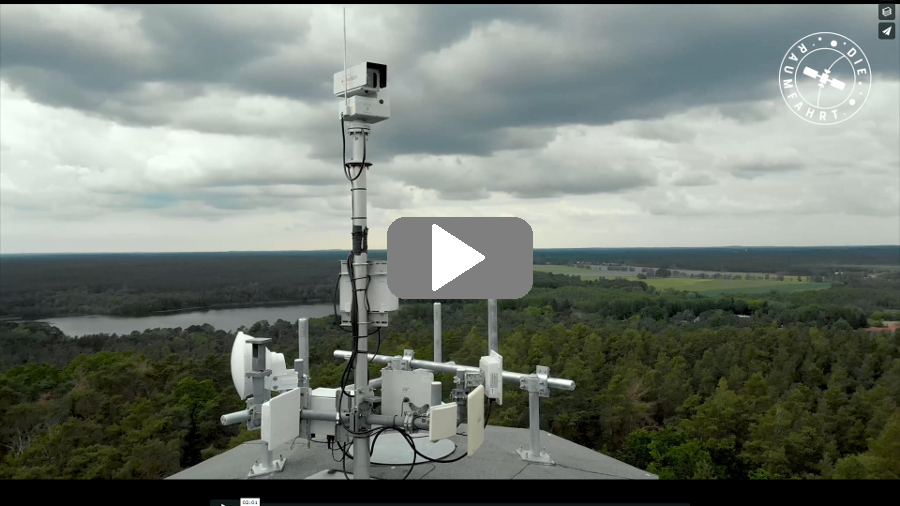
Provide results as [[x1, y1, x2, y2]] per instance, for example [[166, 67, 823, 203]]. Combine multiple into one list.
[[432, 224, 485, 291], [387, 217, 533, 299]]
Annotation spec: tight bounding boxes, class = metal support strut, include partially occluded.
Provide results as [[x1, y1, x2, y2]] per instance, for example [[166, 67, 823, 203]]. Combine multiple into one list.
[[244, 337, 287, 477], [516, 365, 554, 465]]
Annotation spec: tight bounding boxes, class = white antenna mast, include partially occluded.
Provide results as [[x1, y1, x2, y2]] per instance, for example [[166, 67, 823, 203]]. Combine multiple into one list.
[[343, 7, 348, 109]]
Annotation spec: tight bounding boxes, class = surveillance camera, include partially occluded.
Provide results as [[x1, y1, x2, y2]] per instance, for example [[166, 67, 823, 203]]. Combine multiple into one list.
[[336, 62, 390, 123], [334, 62, 388, 98]]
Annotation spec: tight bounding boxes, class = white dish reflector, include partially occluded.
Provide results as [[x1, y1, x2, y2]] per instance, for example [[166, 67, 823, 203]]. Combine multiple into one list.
[[230, 331, 252, 399]]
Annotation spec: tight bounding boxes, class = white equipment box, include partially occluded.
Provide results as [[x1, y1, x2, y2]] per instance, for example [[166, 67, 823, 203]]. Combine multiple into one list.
[[380, 369, 434, 417], [309, 387, 353, 438], [339, 260, 399, 327]]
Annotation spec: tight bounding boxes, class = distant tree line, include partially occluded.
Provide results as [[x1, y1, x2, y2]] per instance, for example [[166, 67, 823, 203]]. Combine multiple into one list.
[[0, 252, 388, 319], [534, 246, 900, 277]]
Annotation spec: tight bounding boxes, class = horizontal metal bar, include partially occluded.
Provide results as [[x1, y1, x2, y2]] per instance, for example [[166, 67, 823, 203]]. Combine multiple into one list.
[[221, 410, 251, 426], [334, 350, 575, 391], [300, 409, 342, 423], [366, 414, 429, 431]]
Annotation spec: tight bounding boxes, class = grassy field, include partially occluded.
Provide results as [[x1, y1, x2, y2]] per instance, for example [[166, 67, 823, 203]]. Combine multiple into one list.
[[534, 265, 829, 295]]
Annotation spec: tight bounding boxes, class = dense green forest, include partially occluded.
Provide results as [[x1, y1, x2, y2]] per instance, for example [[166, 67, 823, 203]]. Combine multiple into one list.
[[3, 247, 897, 319], [2, 273, 898, 479]]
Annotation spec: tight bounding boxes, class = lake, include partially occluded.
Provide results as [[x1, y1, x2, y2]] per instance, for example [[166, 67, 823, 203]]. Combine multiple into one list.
[[36, 303, 335, 337]]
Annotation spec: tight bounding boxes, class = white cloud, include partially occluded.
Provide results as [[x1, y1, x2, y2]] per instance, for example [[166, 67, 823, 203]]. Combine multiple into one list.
[[0, 5, 898, 253]]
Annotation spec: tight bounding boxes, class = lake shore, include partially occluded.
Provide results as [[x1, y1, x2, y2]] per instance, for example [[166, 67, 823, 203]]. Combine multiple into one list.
[[0, 298, 330, 321]]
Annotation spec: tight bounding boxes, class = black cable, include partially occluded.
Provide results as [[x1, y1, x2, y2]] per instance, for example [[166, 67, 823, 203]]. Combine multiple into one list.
[[340, 252, 358, 403], [369, 328, 381, 363], [340, 441, 351, 479], [395, 426, 468, 464], [366, 426, 416, 479]]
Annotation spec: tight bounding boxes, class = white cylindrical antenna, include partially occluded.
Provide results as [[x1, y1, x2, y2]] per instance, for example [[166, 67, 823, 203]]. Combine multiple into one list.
[[298, 318, 309, 384], [343, 7, 348, 108]]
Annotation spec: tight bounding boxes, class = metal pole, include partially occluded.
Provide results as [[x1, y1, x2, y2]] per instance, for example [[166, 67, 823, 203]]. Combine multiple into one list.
[[298, 318, 309, 386], [434, 302, 442, 363], [333, 350, 576, 391], [249, 340, 276, 474], [349, 122, 370, 480], [488, 299, 498, 354], [529, 390, 540, 455]]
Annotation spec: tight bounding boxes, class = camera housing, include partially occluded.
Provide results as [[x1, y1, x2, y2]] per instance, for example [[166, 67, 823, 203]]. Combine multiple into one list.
[[334, 61, 387, 98], [335, 62, 390, 123]]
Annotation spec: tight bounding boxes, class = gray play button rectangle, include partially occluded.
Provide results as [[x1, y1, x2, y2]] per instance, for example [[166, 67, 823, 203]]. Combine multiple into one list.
[[387, 217, 533, 299]]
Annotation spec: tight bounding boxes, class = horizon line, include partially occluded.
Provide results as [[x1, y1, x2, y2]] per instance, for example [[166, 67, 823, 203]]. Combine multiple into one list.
[[2, 244, 900, 255]]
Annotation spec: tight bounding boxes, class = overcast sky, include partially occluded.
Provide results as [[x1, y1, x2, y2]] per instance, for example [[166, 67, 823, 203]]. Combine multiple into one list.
[[1, 4, 898, 253]]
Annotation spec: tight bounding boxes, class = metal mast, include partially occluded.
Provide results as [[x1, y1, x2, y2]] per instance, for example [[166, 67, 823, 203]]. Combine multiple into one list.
[[348, 120, 371, 479]]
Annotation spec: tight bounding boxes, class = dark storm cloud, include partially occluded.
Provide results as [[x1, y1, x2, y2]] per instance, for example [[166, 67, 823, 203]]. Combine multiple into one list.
[[5, 5, 894, 139], [2, 4, 897, 203]]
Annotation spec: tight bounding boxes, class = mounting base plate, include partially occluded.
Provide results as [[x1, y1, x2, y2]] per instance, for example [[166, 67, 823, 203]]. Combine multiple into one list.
[[516, 448, 555, 465], [248, 457, 286, 478]]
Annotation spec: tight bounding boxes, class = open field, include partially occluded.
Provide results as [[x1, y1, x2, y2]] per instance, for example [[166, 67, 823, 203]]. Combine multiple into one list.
[[533, 265, 829, 295]]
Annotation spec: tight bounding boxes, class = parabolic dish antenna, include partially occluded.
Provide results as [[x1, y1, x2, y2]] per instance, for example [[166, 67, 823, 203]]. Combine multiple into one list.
[[231, 331, 253, 399]]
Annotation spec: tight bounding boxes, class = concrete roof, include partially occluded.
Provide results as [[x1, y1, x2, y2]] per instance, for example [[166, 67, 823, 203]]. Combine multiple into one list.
[[168, 424, 658, 480]]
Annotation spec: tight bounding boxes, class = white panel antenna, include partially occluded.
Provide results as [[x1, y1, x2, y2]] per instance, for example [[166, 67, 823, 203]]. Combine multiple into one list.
[[429, 402, 458, 442], [467, 385, 485, 456], [261, 387, 302, 451]]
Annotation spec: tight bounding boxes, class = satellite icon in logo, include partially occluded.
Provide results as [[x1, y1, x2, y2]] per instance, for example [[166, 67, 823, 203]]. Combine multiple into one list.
[[778, 32, 872, 125]]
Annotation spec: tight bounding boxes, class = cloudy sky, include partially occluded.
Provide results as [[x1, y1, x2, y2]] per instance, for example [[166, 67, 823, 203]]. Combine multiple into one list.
[[0, 4, 897, 253]]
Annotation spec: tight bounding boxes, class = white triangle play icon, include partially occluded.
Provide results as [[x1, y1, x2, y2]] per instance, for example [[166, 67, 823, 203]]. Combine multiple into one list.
[[432, 223, 485, 291]]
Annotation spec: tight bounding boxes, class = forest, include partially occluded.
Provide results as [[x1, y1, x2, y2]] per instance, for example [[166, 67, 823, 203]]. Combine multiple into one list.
[[1, 272, 898, 479], [3, 246, 896, 319]]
